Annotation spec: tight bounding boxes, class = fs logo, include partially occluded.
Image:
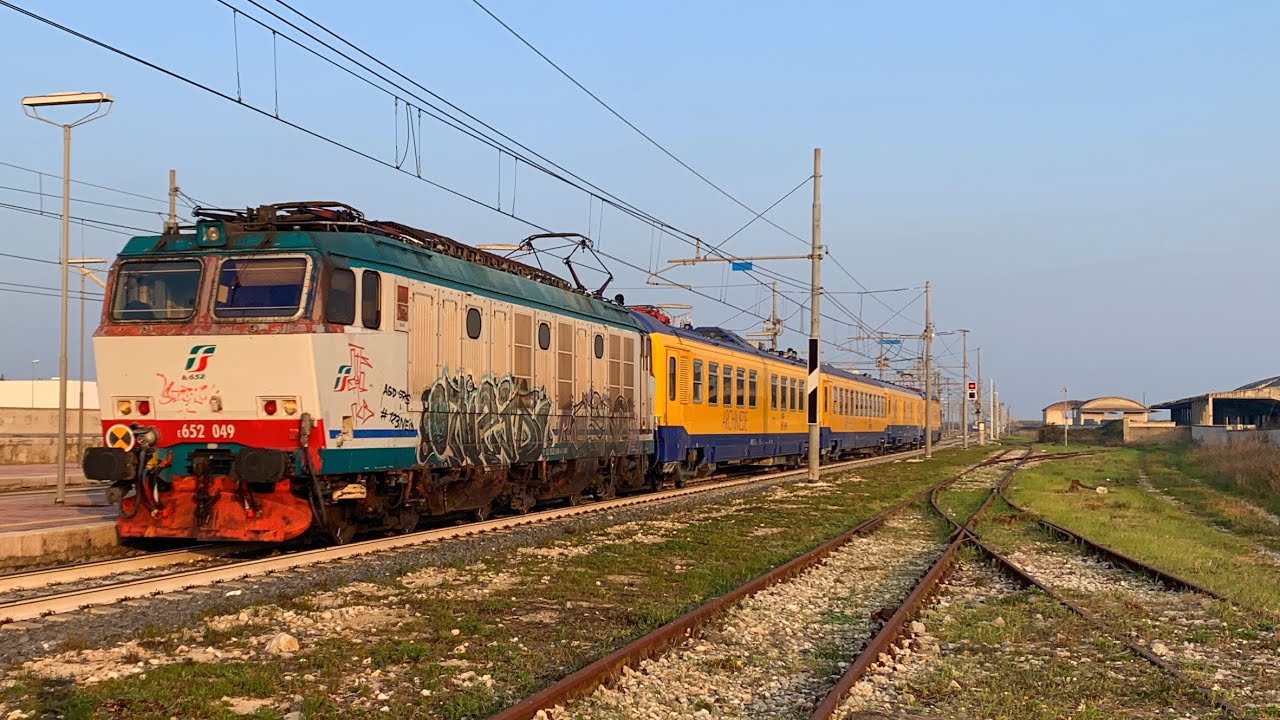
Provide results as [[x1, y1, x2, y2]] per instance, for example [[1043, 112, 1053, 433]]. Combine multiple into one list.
[[184, 345, 217, 373], [334, 364, 353, 391]]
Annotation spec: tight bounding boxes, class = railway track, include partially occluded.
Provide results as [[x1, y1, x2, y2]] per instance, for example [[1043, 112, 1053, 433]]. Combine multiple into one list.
[[818, 446, 1248, 719], [484, 445, 1255, 720], [486, 448, 1024, 720], [0, 446, 947, 627], [0, 543, 249, 596]]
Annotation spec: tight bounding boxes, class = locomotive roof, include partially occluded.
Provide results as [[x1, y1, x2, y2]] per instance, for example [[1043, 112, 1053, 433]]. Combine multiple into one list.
[[116, 203, 640, 331], [630, 312, 924, 398]]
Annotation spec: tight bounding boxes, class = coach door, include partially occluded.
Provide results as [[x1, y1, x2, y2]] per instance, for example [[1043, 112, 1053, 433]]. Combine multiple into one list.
[[407, 291, 437, 396]]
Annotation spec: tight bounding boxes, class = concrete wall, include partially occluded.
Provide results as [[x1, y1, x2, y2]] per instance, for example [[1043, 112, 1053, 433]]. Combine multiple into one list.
[[1190, 425, 1280, 447], [1043, 408, 1075, 426], [0, 435, 94, 464], [0, 407, 100, 436], [0, 380, 98, 410], [1122, 419, 1191, 445], [0, 408, 100, 464]]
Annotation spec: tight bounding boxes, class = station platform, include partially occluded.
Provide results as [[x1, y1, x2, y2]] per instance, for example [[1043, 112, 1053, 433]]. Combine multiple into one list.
[[0, 481, 118, 569], [0, 463, 88, 492]]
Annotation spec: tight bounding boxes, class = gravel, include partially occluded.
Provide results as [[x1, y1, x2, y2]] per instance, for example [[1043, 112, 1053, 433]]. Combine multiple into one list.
[[832, 560, 1215, 720], [1007, 541, 1280, 710], [0, 471, 868, 667], [547, 510, 944, 720]]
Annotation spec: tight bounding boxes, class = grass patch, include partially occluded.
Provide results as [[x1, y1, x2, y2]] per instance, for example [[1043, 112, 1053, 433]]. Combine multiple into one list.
[[1005, 450, 1280, 615], [3, 446, 1001, 719], [908, 586, 1212, 719]]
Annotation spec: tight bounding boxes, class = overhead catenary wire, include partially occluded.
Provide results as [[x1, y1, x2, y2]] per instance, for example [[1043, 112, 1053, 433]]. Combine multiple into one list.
[[0, 184, 166, 217], [465, 0, 911, 329], [0, 201, 151, 235], [1, 1, 912, 355], [466, 0, 809, 247], [247, 0, 832, 301], [2, 0, 827, 334], [0, 159, 168, 205]]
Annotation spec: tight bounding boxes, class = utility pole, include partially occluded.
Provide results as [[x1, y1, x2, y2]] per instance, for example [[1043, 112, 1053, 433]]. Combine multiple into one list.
[[923, 281, 933, 459], [976, 347, 984, 446], [661, 152, 821, 478], [807, 148, 822, 482], [961, 330, 969, 449], [746, 281, 782, 351], [166, 169, 178, 233], [990, 379, 997, 442]]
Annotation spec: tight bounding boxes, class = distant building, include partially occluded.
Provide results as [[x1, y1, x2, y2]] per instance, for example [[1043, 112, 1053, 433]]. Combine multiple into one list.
[[1153, 376, 1280, 428], [1041, 396, 1148, 426], [0, 380, 98, 410]]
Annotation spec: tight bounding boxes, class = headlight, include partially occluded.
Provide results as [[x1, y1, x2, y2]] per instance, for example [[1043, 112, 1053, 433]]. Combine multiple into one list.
[[116, 400, 133, 416]]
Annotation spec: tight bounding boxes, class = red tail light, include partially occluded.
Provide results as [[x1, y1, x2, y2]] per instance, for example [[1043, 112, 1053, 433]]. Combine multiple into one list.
[[263, 399, 278, 416], [137, 400, 151, 416]]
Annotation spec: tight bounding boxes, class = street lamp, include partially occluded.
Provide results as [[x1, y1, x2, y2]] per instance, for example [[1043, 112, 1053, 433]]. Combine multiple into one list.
[[30, 359, 39, 408], [22, 91, 113, 505], [1061, 386, 1069, 447], [69, 258, 106, 458]]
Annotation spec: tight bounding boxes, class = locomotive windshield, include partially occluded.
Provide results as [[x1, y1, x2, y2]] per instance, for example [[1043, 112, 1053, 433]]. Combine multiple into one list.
[[109, 260, 202, 321], [213, 257, 308, 319]]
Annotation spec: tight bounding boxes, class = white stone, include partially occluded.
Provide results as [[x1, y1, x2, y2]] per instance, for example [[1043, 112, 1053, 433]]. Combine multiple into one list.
[[266, 633, 300, 655]]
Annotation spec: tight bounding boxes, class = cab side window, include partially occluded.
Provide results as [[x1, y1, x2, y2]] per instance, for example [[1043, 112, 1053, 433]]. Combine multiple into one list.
[[361, 270, 381, 329], [326, 268, 355, 325]]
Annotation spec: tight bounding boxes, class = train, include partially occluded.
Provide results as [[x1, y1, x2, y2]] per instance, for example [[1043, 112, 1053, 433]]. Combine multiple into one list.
[[81, 202, 940, 543]]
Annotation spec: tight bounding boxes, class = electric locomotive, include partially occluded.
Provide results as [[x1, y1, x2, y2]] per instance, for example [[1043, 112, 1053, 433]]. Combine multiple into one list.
[[83, 201, 939, 544], [83, 203, 652, 543]]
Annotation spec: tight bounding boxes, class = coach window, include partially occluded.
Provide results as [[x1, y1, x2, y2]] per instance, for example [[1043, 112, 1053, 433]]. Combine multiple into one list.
[[748, 370, 758, 408], [734, 368, 745, 407], [770, 375, 778, 410], [465, 307, 482, 339], [789, 379, 797, 411], [800, 383, 805, 412], [537, 322, 551, 350], [722, 365, 733, 406], [667, 356, 677, 401], [708, 362, 720, 406], [692, 360, 704, 404], [361, 270, 381, 329], [594, 334, 605, 359], [325, 267, 356, 325]]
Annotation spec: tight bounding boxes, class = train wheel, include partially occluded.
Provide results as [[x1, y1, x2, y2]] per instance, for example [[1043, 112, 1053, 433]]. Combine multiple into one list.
[[329, 521, 357, 545], [473, 504, 492, 522], [567, 491, 583, 507], [398, 508, 420, 534], [596, 480, 617, 501]]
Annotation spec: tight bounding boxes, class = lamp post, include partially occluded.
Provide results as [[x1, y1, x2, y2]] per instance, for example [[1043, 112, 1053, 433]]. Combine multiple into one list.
[[1061, 386, 1069, 447], [30, 359, 39, 407], [68, 258, 106, 458], [22, 91, 113, 505]]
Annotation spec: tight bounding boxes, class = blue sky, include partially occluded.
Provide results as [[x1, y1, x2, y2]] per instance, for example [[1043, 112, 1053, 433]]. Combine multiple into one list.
[[0, 1, 1276, 417]]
